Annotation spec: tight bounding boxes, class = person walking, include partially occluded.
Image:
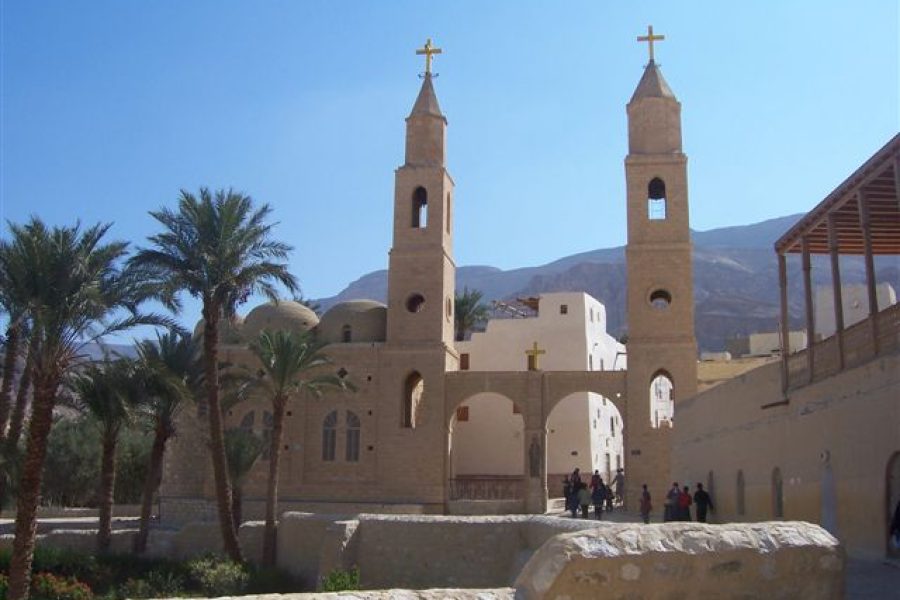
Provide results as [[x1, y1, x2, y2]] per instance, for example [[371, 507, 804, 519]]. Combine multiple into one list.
[[562, 476, 573, 516], [613, 468, 625, 507], [571, 467, 582, 489], [664, 482, 680, 522], [592, 479, 606, 519], [678, 485, 693, 521], [694, 483, 714, 523], [577, 483, 591, 519], [590, 470, 602, 492], [640, 484, 652, 524]]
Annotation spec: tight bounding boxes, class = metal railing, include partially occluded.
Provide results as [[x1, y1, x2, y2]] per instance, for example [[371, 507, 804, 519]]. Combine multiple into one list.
[[449, 476, 524, 501]]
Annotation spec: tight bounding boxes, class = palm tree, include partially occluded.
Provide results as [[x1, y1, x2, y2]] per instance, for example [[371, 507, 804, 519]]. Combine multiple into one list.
[[454, 287, 490, 342], [0, 233, 32, 439], [6, 218, 172, 600], [243, 329, 354, 565], [129, 188, 298, 562], [131, 332, 196, 554], [69, 360, 136, 553], [224, 427, 265, 530]]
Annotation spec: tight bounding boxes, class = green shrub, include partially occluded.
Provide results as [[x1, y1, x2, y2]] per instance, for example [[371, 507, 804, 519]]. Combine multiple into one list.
[[117, 569, 185, 600], [0, 573, 8, 600], [320, 567, 359, 592], [31, 572, 93, 600], [246, 565, 303, 594], [186, 556, 249, 597]]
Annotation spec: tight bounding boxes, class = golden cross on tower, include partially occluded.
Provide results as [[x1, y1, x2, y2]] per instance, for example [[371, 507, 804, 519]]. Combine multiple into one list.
[[637, 25, 665, 62], [525, 341, 547, 371], [416, 38, 442, 75]]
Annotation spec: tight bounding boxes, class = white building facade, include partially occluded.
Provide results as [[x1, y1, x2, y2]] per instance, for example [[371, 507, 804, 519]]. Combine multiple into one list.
[[451, 292, 626, 487]]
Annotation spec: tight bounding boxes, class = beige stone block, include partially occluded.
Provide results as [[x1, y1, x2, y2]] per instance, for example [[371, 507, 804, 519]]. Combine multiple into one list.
[[515, 521, 844, 599]]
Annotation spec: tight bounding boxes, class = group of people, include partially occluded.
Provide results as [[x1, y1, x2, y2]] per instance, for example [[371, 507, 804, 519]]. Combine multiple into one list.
[[562, 468, 625, 519], [561, 473, 716, 525], [661, 481, 714, 523]]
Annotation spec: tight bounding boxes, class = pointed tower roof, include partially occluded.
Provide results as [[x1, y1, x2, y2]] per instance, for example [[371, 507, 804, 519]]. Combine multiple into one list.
[[629, 60, 676, 104], [409, 74, 444, 119]]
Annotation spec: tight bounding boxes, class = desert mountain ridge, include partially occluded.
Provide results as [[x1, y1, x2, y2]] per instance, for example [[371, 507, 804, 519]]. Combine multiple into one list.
[[316, 214, 899, 352]]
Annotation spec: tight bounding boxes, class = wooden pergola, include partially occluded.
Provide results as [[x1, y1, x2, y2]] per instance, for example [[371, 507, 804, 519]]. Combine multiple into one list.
[[774, 133, 900, 391]]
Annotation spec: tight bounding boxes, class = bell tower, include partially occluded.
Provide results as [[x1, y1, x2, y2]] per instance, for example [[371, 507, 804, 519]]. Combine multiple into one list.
[[386, 40, 456, 346], [624, 27, 697, 506]]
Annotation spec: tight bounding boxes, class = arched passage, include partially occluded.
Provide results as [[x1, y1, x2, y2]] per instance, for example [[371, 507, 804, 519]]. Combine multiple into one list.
[[650, 370, 674, 428], [886, 451, 900, 557], [449, 392, 524, 501], [546, 391, 623, 498]]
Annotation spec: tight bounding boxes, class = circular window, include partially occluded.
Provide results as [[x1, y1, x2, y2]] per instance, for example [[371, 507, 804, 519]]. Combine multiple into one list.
[[406, 293, 426, 313], [649, 289, 672, 310]]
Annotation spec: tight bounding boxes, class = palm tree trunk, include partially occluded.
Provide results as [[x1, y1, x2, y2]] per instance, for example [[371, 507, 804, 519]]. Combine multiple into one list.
[[7, 333, 36, 452], [8, 374, 58, 600], [231, 486, 242, 531], [96, 431, 117, 553], [203, 304, 243, 562], [0, 323, 21, 440], [0, 335, 36, 517], [262, 394, 286, 566], [133, 422, 169, 554]]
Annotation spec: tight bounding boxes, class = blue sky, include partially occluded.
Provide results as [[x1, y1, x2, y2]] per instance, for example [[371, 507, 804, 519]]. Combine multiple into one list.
[[2, 1, 898, 324]]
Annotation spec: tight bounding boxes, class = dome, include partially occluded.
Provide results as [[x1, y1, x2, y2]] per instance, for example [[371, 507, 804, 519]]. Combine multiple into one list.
[[318, 300, 387, 344], [242, 300, 320, 340], [192, 315, 244, 345]]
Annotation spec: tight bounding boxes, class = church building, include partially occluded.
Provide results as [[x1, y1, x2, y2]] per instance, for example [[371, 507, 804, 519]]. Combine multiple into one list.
[[160, 31, 697, 522]]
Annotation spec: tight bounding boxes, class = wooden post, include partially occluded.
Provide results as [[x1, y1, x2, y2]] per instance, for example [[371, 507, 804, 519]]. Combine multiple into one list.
[[827, 214, 845, 369], [801, 237, 815, 382], [857, 190, 880, 353], [778, 253, 790, 391]]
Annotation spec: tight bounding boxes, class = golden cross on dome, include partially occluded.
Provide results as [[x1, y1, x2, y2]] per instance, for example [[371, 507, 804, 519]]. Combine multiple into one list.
[[525, 341, 546, 371], [637, 25, 665, 62], [416, 38, 442, 75]]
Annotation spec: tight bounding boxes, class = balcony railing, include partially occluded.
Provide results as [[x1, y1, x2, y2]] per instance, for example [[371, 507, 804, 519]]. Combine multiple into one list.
[[449, 476, 524, 501]]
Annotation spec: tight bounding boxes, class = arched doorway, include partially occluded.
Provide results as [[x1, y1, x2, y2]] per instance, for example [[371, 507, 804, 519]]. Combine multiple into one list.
[[649, 370, 674, 428], [546, 392, 624, 501], [887, 451, 900, 558], [772, 467, 784, 519], [448, 393, 524, 503]]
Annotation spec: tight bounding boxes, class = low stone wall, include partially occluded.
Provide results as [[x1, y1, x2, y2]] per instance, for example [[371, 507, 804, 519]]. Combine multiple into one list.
[[276, 513, 610, 590], [515, 521, 844, 599]]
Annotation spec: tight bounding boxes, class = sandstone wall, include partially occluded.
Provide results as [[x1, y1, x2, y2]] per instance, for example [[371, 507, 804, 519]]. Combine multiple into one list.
[[672, 352, 900, 559]]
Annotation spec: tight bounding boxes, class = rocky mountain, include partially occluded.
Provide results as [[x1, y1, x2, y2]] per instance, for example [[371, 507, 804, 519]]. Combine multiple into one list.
[[317, 214, 899, 351]]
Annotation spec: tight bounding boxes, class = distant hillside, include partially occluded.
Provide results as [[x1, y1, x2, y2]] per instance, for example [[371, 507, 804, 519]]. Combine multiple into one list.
[[316, 214, 900, 351]]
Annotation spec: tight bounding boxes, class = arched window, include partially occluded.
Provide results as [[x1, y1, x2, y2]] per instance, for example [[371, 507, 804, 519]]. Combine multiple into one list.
[[322, 410, 337, 461], [647, 177, 667, 220], [649, 370, 674, 428], [412, 187, 428, 228], [403, 372, 424, 428], [341, 324, 352, 343], [772, 467, 784, 518], [346, 411, 361, 462], [736, 470, 746, 516]]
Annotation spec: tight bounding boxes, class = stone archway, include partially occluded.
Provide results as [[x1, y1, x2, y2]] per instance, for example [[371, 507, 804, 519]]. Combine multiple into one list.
[[546, 391, 624, 503], [448, 392, 526, 509]]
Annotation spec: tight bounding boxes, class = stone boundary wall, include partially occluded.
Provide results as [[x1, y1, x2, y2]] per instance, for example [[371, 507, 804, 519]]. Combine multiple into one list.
[[2, 514, 843, 598], [276, 513, 602, 590]]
